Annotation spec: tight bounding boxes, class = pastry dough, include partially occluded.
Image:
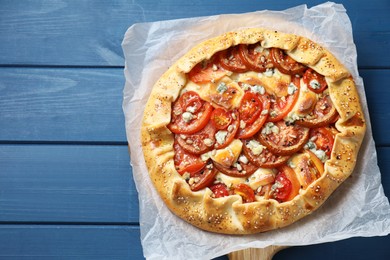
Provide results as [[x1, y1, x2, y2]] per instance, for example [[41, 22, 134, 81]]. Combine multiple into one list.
[[140, 28, 366, 234]]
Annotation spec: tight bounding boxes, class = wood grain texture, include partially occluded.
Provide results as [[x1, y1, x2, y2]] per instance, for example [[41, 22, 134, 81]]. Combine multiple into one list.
[[0, 144, 137, 223], [0, 68, 126, 142], [0, 225, 144, 259], [0, 144, 388, 224], [0, 0, 389, 67], [0, 68, 388, 144]]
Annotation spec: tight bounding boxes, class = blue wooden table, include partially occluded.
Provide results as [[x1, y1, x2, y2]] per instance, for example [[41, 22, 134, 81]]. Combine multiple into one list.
[[0, 1, 389, 259]]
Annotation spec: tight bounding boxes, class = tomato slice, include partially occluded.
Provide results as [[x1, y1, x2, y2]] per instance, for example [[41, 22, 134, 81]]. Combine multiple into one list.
[[168, 91, 213, 134], [211, 108, 232, 130], [270, 48, 306, 75], [209, 183, 230, 198], [173, 140, 206, 175], [214, 110, 240, 149], [238, 92, 262, 124], [271, 166, 300, 203], [309, 127, 335, 157], [238, 44, 273, 72], [188, 58, 227, 84], [258, 121, 310, 155], [218, 46, 248, 73], [295, 94, 337, 128], [176, 121, 217, 155], [233, 183, 255, 203], [267, 77, 300, 122], [237, 94, 270, 139], [190, 163, 218, 191], [213, 159, 257, 178], [242, 139, 290, 168], [303, 68, 327, 93]]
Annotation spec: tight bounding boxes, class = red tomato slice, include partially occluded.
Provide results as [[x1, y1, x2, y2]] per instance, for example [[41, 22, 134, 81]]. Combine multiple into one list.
[[267, 77, 300, 122], [218, 46, 248, 73], [210, 108, 232, 130], [168, 91, 213, 134], [309, 127, 335, 157], [214, 110, 240, 149], [213, 159, 258, 178], [237, 94, 270, 139], [271, 166, 300, 203], [173, 140, 206, 176], [233, 183, 255, 203], [295, 94, 337, 128], [242, 139, 290, 168], [176, 121, 217, 155], [238, 92, 262, 124], [190, 164, 218, 191], [258, 121, 310, 155], [210, 183, 230, 198], [303, 68, 327, 93], [238, 44, 273, 72], [270, 48, 306, 75], [188, 58, 227, 84]]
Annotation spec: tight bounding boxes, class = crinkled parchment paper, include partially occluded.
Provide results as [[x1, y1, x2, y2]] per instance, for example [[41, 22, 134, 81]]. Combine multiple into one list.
[[122, 2, 390, 259]]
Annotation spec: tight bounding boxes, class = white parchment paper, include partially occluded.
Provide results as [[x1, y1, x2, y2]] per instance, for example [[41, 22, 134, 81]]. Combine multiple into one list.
[[122, 2, 390, 259]]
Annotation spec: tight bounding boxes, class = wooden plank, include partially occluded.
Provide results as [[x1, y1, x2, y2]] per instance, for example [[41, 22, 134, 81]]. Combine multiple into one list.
[[0, 144, 388, 224], [0, 225, 387, 259], [0, 225, 144, 259], [0, 144, 138, 223], [274, 236, 390, 260], [360, 70, 390, 146], [1, 68, 389, 145], [0, 0, 389, 67], [0, 67, 126, 142]]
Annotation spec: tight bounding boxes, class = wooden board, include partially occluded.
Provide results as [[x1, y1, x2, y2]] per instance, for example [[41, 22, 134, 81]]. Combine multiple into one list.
[[0, 68, 389, 144], [0, 0, 389, 67], [0, 144, 138, 223]]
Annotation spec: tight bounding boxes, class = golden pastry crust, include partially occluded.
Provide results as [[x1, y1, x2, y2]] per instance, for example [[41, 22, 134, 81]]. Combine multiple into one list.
[[140, 28, 366, 234]]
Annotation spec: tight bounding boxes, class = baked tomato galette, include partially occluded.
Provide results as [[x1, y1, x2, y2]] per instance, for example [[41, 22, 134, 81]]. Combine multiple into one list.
[[141, 28, 366, 234]]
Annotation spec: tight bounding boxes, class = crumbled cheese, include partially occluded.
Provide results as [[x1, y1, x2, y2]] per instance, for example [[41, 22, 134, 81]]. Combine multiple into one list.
[[261, 122, 279, 135], [250, 85, 265, 95], [313, 149, 328, 163], [309, 79, 321, 90], [240, 120, 246, 129], [216, 82, 228, 94], [287, 82, 298, 95], [247, 140, 265, 155], [212, 64, 218, 71], [304, 141, 317, 150], [215, 130, 228, 145], [264, 68, 274, 77], [182, 112, 193, 122], [201, 151, 211, 161], [203, 138, 214, 147], [254, 45, 264, 53], [186, 105, 197, 113], [241, 83, 251, 91], [261, 109, 269, 115], [238, 154, 249, 164]]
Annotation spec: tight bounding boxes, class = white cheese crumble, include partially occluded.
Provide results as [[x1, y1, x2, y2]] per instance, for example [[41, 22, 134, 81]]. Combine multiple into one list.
[[238, 154, 249, 164], [287, 82, 298, 95], [182, 112, 193, 122], [215, 130, 228, 145], [186, 105, 197, 113], [264, 68, 274, 77], [250, 85, 265, 95], [309, 79, 321, 90], [261, 122, 279, 135], [247, 140, 265, 155], [216, 82, 228, 94]]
